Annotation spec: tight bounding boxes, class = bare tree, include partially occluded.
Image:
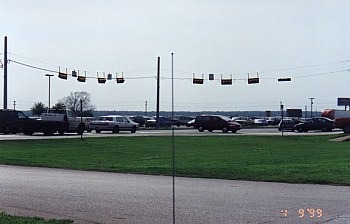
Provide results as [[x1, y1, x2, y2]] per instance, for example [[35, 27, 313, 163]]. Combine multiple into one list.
[[58, 91, 95, 116]]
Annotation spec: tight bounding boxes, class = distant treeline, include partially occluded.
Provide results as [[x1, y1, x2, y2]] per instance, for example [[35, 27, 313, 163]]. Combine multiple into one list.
[[22, 110, 321, 118], [89, 110, 321, 118]]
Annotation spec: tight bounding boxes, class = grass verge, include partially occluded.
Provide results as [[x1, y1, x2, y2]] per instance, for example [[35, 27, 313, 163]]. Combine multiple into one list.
[[0, 212, 72, 224], [0, 135, 349, 185]]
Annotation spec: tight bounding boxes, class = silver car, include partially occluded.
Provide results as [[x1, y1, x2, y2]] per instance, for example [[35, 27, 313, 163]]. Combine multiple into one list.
[[89, 115, 139, 133]]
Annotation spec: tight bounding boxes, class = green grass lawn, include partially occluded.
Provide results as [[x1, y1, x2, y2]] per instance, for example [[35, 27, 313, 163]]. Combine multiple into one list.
[[0, 212, 72, 224], [0, 135, 349, 185]]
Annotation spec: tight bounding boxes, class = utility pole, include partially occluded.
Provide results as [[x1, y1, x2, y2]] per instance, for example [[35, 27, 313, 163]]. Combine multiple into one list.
[[3, 36, 8, 109], [145, 101, 148, 116], [305, 105, 307, 118], [280, 101, 284, 136], [171, 52, 175, 224], [13, 100, 16, 110], [309, 98, 315, 118], [156, 57, 160, 129]]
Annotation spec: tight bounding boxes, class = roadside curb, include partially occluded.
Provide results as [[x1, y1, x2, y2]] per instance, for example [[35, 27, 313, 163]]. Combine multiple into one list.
[[329, 135, 350, 142]]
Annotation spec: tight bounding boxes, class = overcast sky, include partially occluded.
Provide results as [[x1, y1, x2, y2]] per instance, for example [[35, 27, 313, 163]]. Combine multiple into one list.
[[1, 0, 349, 112]]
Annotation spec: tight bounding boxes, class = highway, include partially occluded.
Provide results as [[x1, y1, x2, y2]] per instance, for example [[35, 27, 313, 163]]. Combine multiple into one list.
[[1, 165, 350, 224], [0, 127, 344, 140]]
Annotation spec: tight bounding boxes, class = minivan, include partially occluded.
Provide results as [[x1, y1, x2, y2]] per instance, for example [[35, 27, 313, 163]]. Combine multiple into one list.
[[194, 115, 242, 133]]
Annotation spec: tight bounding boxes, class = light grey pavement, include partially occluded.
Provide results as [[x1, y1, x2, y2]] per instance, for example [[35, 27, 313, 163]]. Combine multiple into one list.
[[0, 128, 345, 140], [1, 165, 350, 224]]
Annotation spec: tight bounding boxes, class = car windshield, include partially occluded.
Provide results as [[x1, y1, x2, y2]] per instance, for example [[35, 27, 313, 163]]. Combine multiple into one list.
[[97, 116, 113, 121], [218, 115, 231, 122]]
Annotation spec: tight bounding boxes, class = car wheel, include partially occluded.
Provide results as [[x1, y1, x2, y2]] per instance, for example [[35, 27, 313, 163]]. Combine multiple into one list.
[[208, 129, 213, 132], [10, 128, 18, 134], [3, 126, 10, 134], [131, 126, 137, 133], [222, 127, 228, 133], [23, 129, 34, 135], [231, 129, 237, 133], [198, 126, 204, 132], [297, 128, 303, 133], [113, 126, 120, 133], [43, 128, 54, 136], [95, 129, 101, 133], [343, 126, 350, 133]]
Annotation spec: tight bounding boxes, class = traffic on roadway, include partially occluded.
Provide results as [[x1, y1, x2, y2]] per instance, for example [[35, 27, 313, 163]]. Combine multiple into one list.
[[0, 127, 344, 141]]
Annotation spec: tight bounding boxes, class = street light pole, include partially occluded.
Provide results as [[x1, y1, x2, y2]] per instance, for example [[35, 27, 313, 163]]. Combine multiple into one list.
[[309, 97, 315, 118], [45, 74, 54, 110]]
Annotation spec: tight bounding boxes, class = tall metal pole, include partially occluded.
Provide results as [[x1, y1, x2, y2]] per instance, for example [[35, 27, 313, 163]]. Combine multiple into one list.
[[305, 105, 307, 118], [156, 57, 160, 129], [46, 74, 54, 109], [171, 53, 175, 224], [4, 36, 8, 109], [309, 98, 315, 118], [80, 99, 83, 140], [280, 101, 284, 137], [145, 101, 148, 116]]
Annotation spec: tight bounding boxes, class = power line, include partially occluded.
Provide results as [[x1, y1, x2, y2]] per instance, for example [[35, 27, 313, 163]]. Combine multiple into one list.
[[9, 59, 57, 73], [7, 57, 350, 82], [258, 60, 350, 74]]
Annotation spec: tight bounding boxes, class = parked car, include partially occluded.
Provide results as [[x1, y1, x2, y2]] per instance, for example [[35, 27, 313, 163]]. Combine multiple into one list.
[[278, 118, 297, 131], [231, 117, 254, 126], [89, 115, 139, 133], [145, 116, 173, 128], [173, 116, 194, 127], [194, 115, 242, 133], [129, 115, 151, 127], [266, 117, 281, 125], [186, 119, 195, 127], [253, 119, 268, 126], [294, 117, 335, 132], [84, 117, 96, 132]]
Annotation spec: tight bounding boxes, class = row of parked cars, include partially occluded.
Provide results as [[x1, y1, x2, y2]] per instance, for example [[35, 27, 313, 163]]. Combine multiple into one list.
[[231, 116, 281, 126], [87, 115, 195, 134], [278, 117, 335, 132]]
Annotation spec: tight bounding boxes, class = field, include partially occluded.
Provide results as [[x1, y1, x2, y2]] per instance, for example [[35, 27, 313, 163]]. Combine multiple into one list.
[[0, 135, 350, 185], [0, 212, 72, 224]]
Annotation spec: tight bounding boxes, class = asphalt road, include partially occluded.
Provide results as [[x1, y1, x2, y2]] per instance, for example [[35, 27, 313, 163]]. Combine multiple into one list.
[[0, 127, 344, 140], [1, 165, 350, 224]]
